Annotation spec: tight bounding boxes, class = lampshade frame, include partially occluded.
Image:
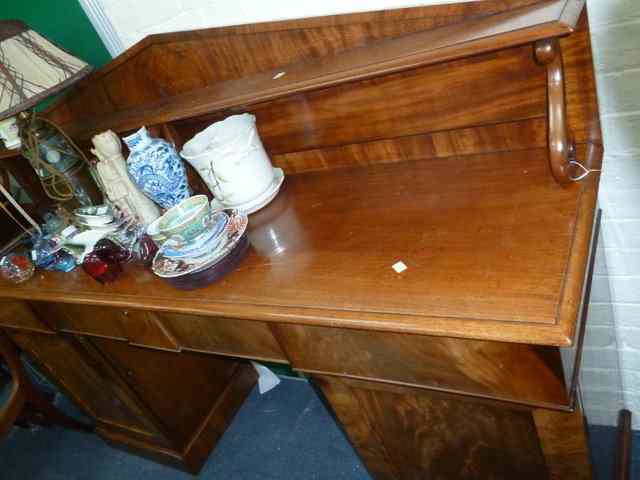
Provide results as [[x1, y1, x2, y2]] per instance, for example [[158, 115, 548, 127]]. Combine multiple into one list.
[[0, 20, 92, 120]]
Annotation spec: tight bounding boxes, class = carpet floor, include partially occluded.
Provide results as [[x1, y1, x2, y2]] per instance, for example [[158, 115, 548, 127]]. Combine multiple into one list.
[[0, 376, 635, 479]]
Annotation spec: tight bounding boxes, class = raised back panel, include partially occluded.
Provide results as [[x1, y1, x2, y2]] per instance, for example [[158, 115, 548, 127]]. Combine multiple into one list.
[[39, 4, 598, 179], [45, 0, 542, 125]]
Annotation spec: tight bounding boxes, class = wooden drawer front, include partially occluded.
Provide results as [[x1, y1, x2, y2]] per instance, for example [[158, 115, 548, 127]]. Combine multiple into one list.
[[6, 330, 168, 446], [119, 310, 179, 351], [273, 324, 570, 408], [0, 300, 53, 333], [31, 302, 127, 340], [158, 312, 287, 363]]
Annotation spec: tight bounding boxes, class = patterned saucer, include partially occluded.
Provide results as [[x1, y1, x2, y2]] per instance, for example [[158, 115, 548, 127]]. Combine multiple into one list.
[[152, 209, 248, 278]]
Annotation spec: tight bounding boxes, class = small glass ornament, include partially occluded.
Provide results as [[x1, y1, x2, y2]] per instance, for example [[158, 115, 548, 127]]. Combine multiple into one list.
[[136, 234, 158, 268], [94, 238, 133, 264], [82, 251, 122, 284], [39, 250, 77, 273], [0, 252, 35, 284]]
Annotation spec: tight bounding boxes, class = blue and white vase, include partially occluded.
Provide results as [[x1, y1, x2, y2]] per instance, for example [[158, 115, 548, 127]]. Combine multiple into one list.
[[123, 127, 191, 209]]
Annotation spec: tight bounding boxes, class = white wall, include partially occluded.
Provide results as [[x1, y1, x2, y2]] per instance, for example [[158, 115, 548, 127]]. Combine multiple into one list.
[[582, 0, 640, 428], [82, 0, 640, 426]]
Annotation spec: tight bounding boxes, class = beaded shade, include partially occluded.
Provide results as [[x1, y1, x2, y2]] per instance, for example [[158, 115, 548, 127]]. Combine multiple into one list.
[[0, 21, 92, 119]]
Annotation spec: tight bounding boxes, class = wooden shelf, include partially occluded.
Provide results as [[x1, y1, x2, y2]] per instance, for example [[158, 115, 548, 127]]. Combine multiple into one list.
[[0, 146, 600, 346], [55, 0, 583, 142]]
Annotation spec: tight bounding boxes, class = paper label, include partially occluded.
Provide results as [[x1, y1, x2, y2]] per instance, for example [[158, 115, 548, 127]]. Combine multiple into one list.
[[392, 261, 408, 273]]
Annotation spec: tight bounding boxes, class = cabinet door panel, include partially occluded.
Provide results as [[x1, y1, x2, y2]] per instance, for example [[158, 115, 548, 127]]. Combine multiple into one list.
[[6, 330, 166, 445], [90, 336, 249, 448], [314, 375, 549, 480], [71, 335, 172, 447]]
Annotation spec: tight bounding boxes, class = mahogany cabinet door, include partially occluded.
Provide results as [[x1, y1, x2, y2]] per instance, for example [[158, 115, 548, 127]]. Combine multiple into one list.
[[89, 336, 253, 450], [313, 375, 592, 480], [5, 329, 169, 446]]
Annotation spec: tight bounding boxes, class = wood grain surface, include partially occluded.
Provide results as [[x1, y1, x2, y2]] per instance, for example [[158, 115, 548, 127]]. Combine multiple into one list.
[[0, 3, 602, 477], [314, 375, 550, 479], [0, 146, 600, 346], [6, 330, 163, 441], [273, 323, 571, 409], [36, 0, 582, 143], [39, 1, 576, 128], [534, 401, 593, 479]]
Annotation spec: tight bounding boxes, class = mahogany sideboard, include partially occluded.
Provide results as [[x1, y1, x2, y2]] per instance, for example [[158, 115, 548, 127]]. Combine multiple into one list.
[[0, 1, 603, 478]]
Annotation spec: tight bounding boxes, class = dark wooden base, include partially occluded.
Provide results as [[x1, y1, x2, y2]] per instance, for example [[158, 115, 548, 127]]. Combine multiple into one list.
[[314, 375, 592, 480], [98, 362, 257, 474]]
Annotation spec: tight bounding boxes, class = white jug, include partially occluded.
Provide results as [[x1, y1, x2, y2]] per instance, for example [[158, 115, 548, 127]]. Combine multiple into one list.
[[180, 114, 275, 206]]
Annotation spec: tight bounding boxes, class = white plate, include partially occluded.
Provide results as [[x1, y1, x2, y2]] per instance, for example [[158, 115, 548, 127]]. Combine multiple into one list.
[[211, 168, 284, 215]]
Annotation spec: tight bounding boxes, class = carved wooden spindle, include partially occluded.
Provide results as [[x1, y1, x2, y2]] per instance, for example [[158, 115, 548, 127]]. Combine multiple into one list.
[[534, 38, 576, 184]]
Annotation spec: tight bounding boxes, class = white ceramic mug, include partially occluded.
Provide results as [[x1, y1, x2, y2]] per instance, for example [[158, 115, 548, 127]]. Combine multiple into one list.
[[180, 114, 274, 206]]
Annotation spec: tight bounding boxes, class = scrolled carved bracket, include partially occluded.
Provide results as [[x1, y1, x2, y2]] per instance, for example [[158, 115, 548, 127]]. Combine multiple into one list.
[[534, 38, 577, 184]]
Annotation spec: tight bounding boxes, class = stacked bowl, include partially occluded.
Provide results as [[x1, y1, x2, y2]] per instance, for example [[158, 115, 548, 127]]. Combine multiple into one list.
[[149, 195, 249, 290]]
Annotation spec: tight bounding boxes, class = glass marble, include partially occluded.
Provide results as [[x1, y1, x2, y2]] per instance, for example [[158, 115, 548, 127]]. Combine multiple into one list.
[[0, 253, 35, 284]]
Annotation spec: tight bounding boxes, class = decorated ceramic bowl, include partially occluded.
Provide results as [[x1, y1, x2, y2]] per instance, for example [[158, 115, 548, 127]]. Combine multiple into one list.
[[152, 209, 248, 279], [158, 195, 211, 243], [162, 210, 228, 258]]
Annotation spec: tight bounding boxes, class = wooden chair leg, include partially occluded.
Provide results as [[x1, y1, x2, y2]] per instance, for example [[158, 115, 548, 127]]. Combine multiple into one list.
[[615, 409, 632, 480]]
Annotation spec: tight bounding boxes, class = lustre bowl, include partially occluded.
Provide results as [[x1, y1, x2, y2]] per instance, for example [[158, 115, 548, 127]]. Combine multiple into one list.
[[158, 195, 211, 243]]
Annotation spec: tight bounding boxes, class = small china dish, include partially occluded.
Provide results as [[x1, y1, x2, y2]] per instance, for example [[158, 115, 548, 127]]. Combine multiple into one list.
[[158, 195, 211, 243], [74, 204, 114, 226], [74, 204, 112, 218], [152, 209, 248, 279], [75, 216, 115, 228]]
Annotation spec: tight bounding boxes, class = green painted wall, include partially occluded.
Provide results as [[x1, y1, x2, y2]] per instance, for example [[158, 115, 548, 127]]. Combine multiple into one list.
[[0, 0, 111, 68]]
